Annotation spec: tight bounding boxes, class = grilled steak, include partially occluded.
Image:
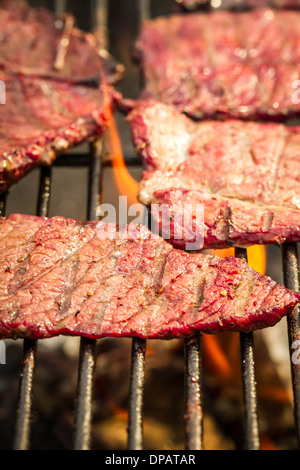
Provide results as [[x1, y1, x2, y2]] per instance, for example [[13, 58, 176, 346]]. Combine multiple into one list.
[[0, 213, 298, 340], [134, 8, 300, 120], [0, 1, 123, 193], [0, 72, 113, 194], [128, 101, 300, 249], [0, 0, 122, 85]]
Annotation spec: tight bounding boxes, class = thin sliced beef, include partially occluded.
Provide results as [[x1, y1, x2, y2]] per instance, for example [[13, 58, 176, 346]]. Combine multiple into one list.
[[0, 1, 123, 193], [0, 0, 123, 85], [128, 100, 300, 249], [0, 213, 298, 340], [133, 8, 300, 120], [0, 72, 113, 194]]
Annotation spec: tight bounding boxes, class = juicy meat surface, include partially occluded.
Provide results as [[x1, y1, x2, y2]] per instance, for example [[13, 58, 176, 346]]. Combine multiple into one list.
[[134, 8, 300, 120], [0, 72, 113, 194], [128, 101, 300, 249], [0, 0, 120, 85], [0, 214, 298, 340], [0, 1, 121, 193]]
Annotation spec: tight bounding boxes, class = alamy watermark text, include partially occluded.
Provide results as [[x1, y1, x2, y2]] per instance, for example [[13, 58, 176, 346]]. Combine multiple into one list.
[[95, 196, 204, 251]]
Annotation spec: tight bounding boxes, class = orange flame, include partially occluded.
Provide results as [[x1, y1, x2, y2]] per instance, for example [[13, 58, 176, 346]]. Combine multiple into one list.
[[212, 245, 266, 276], [260, 436, 278, 450], [202, 334, 233, 380], [104, 115, 140, 207]]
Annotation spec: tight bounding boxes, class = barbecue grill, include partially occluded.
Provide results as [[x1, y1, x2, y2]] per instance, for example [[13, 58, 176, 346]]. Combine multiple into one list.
[[0, 0, 300, 451]]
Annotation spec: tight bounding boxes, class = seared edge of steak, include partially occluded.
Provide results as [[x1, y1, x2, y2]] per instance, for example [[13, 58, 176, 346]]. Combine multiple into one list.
[[151, 188, 300, 249], [128, 101, 300, 248], [0, 75, 115, 194], [0, 214, 298, 340]]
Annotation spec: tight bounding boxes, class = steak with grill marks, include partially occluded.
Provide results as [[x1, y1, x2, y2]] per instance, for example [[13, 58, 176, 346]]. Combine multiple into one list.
[[0, 1, 123, 194], [133, 8, 300, 120], [128, 101, 300, 249], [0, 72, 113, 194], [0, 214, 298, 340], [0, 0, 123, 85]]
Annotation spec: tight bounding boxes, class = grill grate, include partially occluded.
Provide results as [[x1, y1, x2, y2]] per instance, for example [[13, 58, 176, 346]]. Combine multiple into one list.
[[12, 165, 52, 450], [184, 334, 204, 450], [73, 141, 102, 451], [235, 248, 260, 450], [127, 338, 146, 450], [0, 0, 300, 451], [282, 243, 300, 448]]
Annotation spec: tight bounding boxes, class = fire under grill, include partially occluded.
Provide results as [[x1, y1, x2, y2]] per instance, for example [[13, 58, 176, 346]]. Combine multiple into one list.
[[1, 0, 300, 451]]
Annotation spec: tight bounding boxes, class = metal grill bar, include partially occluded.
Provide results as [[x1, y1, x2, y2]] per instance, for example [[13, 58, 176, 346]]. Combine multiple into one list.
[[127, 233, 147, 450], [184, 333, 204, 450], [129, 0, 205, 451], [54, 152, 141, 168], [55, 0, 106, 449], [74, 337, 97, 450], [138, 0, 151, 24], [0, 193, 6, 218], [37, 166, 52, 218], [127, 338, 146, 450], [13, 165, 53, 450], [74, 141, 102, 450], [282, 242, 300, 448], [13, 339, 37, 450], [124, 170, 147, 447], [87, 141, 103, 221], [235, 247, 260, 450], [92, 0, 109, 51], [117, 2, 152, 450], [239, 331, 260, 450]]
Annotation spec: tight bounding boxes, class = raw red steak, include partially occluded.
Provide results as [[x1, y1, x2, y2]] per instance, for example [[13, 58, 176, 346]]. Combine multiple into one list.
[[128, 101, 300, 249], [0, 72, 113, 194], [0, 214, 298, 340], [134, 8, 300, 120]]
